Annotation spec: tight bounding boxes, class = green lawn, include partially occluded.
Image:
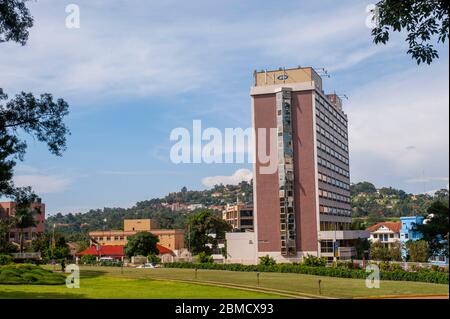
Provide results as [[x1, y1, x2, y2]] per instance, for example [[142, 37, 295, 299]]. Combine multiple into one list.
[[0, 266, 448, 299], [76, 266, 448, 299], [0, 270, 282, 299]]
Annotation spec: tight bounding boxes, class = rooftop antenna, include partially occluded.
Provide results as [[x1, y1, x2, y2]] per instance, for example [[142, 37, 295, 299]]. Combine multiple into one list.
[[314, 67, 331, 78]]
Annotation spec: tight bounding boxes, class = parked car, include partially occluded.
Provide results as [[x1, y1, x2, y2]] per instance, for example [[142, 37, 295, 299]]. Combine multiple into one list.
[[136, 263, 157, 269]]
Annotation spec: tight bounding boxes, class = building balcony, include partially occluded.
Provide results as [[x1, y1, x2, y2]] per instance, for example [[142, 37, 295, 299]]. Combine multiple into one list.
[[318, 230, 369, 240]]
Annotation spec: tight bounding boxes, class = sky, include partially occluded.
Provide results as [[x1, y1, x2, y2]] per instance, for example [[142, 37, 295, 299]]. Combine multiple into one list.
[[0, 0, 448, 215]]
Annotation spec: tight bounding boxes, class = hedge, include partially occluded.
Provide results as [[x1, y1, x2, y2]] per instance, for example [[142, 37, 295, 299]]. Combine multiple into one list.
[[163, 262, 449, 284], [0, 264, 66, 285]]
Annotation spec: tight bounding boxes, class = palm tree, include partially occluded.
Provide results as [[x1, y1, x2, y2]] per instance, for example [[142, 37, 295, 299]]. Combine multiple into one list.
[[14, 206, 40, 253]]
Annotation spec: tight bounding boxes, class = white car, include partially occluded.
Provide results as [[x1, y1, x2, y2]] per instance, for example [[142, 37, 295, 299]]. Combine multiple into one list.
[[136, 263, 156, 269]]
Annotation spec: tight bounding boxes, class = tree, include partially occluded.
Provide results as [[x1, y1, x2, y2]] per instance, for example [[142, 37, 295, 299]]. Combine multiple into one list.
[[351, 182, 377, 196], [371, 0, 449, 64], [389, 241, 403, 261], [124, 232, 159, 258], [369, 241, 391, 261], [0, 0, 33, 45], [32, 231, 70, 261], [355, 238, 370, 259], [0, 218, 17, 253], [185, 210, 232, 255], [406, 240, 429, 262], [1, 0, 70, 201], [196, 251, 213, 264], [14, 204, 40, 252], [414, 201, 449, 257]]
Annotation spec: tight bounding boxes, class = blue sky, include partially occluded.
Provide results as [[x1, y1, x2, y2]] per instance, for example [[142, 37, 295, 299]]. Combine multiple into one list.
[[0, 0, 448, 215]]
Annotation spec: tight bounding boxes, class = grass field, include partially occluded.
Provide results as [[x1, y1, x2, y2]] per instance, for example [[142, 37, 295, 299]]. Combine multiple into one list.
[[0, 269, 282, 299], [0, 266, 448, 299]]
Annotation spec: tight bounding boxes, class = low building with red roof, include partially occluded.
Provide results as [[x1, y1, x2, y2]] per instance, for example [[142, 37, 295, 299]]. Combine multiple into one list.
[[366, 221, 401, 248], [76, 244, 174, 263]]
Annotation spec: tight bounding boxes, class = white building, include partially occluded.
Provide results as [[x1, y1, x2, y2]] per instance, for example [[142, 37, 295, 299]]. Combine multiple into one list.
[[367, 222, 401, 248]]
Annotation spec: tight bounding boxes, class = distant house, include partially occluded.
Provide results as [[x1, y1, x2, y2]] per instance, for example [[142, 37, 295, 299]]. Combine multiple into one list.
[[367, 222, 401, 248]]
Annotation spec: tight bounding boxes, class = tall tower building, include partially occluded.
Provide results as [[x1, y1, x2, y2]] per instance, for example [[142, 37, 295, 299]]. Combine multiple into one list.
[[251, 67, 367, 262]]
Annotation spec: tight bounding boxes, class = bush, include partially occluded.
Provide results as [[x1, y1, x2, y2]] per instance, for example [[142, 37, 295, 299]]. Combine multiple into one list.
[[0, 254, 13, 265], [259, 255, 276, 266], [0, 264, 65, 285], [80, 254, 97, 265], [98, 260, 123, 267], [148, 254, 161, 264], [196, 252, 213, 264], [303, 255, 327, 267], [163, 262, 448, 284]]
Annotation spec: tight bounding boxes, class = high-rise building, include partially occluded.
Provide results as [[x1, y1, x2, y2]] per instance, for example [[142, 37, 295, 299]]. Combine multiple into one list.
[[251, 67, 368, 262]]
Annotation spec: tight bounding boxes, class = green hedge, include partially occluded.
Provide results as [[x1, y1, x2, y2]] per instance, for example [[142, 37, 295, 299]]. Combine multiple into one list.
[[0, 264, 66, 285], [163, 262, 449, 284]]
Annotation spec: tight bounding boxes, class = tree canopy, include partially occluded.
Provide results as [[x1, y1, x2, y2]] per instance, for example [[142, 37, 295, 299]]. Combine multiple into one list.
[[372, 0, 449, 64], [415, 201, 449, 257], [0, 0, 33, 45], [1, 0, 70, 203], [124, 232, 159, 258], [185, 210, 232, 255]]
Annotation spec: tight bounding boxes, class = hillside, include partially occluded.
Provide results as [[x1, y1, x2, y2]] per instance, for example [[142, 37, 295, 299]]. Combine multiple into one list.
[[46, 180, 448, 239]]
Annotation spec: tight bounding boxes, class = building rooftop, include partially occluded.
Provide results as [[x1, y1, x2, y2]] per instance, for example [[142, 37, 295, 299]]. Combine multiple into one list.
[[367, 222, 402, 233]]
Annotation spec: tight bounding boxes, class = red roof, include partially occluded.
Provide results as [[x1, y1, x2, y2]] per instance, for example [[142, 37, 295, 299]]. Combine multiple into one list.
[[76, 244, 173, 256], [76, 245, 124, 257], [367, 221, 401, 233]]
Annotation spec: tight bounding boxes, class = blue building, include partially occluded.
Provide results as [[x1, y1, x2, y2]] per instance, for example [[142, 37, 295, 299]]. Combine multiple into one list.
[[400, 216, 425, 243], [400, 216, 449, 266]]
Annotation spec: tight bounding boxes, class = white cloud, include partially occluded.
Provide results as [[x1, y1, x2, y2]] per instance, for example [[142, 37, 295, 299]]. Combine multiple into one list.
[[13, 175, 73, 194], [406, 177, 449, 184], [202, 168, 252, 188], [0, 1, 381, 102], [347, 60, 449, 188]]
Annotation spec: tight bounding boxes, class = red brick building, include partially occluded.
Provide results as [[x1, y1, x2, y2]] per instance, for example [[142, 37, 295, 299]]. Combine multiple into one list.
[[251, 67, 368, 262], [0, 200, 46, 244]]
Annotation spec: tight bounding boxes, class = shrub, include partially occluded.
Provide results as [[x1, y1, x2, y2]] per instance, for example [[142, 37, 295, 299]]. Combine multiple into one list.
[[148, 254, 161, 264], [163, 261, 448, 284], [303, 255, 327, 267], [259, 255, 276, 266], [196, 252, 213, 264], [0, 254, 13, 265], [80, 254, 97, 265], [99, 260, 122, 267], [0, 264, 65, 285]]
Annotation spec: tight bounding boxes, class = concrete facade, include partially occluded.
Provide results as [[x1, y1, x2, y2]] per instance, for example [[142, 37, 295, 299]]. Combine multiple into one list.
[[249, 67, 367, 263]]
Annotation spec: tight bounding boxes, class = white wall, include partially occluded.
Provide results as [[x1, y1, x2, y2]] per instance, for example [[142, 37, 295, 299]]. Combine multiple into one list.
[[225, 232, 257, 264]]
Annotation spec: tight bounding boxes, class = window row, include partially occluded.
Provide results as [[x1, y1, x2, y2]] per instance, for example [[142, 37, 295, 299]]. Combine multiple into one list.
[[315, 97, 348, 126], [317, 140, 349, 165], [317, 124, 349, 153], [318, 156, 350, 178], [316, 109, 347, 139], [318, 172, 350, 190], [319, 189, 351, 204], [319, 205, 352, 216]]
